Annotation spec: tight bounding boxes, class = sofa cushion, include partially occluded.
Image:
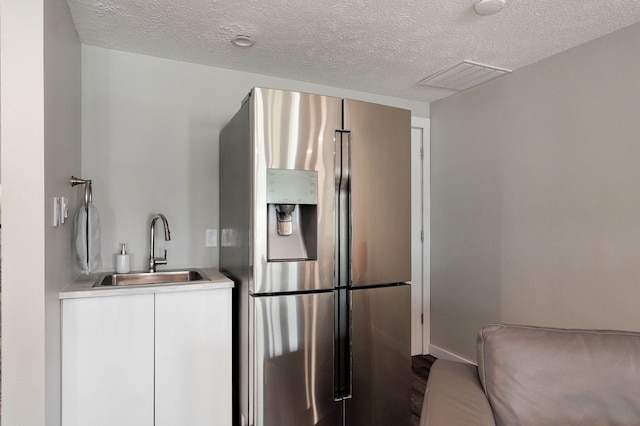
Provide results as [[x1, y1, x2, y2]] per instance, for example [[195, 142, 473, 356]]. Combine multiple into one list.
[[477, 324, 640, 426], [420, 359, 496, 426]]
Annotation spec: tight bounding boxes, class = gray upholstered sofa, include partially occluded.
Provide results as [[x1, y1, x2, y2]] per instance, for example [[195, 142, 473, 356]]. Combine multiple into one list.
[[420, 324, 640, 426]]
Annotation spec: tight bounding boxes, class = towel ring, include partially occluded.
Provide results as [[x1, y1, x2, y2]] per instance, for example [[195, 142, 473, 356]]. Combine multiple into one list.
[[70, 176, 93, 211], [84, 182, 92, 206]]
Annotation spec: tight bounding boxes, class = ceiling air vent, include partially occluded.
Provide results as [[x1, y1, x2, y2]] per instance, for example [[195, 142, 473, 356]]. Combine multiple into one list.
[[419, 60, 511, 91]]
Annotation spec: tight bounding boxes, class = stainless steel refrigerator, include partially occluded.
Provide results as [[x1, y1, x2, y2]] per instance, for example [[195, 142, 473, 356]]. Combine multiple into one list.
[[220, 87, 411, 426]]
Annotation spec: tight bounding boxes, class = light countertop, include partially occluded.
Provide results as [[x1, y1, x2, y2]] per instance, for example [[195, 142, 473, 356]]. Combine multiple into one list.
[[60, 267, 233, 299]]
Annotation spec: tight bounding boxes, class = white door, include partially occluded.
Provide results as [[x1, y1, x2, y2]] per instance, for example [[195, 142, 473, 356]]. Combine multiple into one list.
[[410, 117, 430, 355]]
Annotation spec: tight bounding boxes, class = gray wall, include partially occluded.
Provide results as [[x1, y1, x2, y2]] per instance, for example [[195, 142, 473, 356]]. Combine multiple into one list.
[[81, 46, 429, 273], [430, 23, 640, 362], [1, 0, 81, 424]]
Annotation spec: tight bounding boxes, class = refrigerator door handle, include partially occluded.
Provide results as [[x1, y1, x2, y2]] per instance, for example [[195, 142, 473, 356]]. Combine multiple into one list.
[[334, 129, 351, 289], [334, 130, 353, 401]]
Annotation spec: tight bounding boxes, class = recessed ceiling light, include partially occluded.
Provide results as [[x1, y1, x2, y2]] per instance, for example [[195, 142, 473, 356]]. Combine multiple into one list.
[[474, 0, 505, 15], [232, 35, 255, 47]]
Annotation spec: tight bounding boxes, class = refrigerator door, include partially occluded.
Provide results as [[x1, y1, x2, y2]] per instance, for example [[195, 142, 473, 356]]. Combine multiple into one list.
[[343, 100, 412, 287], [252, 88, 342, 295], [253, 292, 341, 426], [347, 284, 412, 426]]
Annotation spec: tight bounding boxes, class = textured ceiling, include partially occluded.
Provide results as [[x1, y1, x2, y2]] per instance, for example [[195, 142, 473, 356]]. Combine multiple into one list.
[[66, 0, 640, 102]]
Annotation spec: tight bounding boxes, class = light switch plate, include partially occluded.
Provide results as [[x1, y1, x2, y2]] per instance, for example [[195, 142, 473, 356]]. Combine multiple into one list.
[[205, 229, 217, 247], [53, 197, 69, 226], [60, 197, 69, 224], [53, 197, 60, 226]]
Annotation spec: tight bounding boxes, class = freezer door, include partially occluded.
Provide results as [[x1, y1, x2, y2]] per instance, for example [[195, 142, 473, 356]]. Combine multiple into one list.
[[347, 284, 411, 426], [253, 292, 341, 426], [343, 100, 411, 287]]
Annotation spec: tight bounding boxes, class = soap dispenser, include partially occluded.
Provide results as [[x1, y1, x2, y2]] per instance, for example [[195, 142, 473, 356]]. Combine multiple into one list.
[[115, 243, 131, 274]]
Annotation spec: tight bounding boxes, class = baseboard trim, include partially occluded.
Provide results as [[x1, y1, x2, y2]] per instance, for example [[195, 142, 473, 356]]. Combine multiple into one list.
[[428, 344, 476, 365]]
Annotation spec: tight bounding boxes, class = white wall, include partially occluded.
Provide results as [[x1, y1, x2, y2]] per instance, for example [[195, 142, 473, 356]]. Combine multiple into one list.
[[1, 0, 81, 424], [82, 45, 430, 272], [430, 23, 640, 362], [1, 1, 46, 422]]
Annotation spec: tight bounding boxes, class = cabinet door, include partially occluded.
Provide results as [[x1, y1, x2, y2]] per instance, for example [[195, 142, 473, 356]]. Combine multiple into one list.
[[62, 294, 155, 426], [155, 288, 232, 426]]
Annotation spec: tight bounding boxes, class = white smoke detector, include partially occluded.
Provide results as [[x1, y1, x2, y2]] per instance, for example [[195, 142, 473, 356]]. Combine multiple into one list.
[[474, 0, 505, 15], [231, 34, 255, 47]]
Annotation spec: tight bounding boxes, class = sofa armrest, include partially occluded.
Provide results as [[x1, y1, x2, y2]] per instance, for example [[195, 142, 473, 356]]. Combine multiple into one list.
[[420, 359, 495, 426]]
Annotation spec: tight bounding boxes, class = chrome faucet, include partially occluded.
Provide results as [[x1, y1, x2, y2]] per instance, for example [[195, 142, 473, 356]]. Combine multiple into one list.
[[149, 213, 171, 272]]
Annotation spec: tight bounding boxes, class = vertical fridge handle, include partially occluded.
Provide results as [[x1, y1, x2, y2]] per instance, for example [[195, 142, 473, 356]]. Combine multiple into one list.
[[334, 130, 352, 401], [334, 130, 351, 288]]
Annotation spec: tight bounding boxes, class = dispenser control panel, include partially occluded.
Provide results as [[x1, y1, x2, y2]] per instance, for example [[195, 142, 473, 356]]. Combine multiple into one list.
[[266, 169, 318, 204]]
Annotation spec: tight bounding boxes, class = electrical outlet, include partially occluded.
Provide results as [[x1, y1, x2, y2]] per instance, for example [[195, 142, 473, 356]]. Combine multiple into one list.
[[205, 229, 217, 247]]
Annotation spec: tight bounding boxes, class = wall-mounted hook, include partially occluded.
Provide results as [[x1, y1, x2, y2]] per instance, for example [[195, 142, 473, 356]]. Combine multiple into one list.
[[70, 176, 93, 210]]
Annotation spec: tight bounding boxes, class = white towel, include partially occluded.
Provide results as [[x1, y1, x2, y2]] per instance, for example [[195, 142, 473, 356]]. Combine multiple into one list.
[[74, 204, 102, 274]]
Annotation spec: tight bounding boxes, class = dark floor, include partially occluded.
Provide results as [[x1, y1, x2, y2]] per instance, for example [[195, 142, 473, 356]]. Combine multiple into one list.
[[411, 354, 437, 426]]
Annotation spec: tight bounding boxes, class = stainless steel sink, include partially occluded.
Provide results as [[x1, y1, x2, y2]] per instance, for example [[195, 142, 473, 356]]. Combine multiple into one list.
[[94, 269, 209, 287]]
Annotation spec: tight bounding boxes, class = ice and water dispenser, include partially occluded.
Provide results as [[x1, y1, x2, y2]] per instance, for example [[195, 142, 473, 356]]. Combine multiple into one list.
[[267, 168, 318, 261]]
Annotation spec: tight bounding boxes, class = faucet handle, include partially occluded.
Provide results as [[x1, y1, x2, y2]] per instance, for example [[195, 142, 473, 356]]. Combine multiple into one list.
[[154, 250, 168, 268], [158, 250, 168, 264]]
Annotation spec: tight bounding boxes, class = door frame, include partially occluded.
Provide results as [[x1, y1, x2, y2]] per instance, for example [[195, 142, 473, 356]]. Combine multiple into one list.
[[410, 117, 430, 355]]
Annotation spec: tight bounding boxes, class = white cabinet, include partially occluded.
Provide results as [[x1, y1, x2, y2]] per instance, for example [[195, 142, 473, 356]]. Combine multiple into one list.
[[62, 294, 155, 426], [62, 287, 232, 426], [155, 289, 232, 425]]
